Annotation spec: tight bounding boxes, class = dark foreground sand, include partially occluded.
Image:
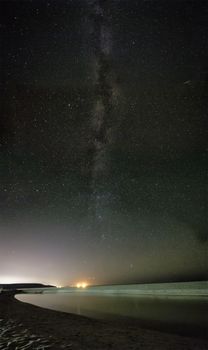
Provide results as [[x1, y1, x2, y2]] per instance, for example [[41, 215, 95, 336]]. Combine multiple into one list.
[[0, 294, 207, 350]]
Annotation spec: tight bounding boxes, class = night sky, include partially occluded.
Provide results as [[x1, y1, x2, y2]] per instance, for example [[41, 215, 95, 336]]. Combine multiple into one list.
[[0, 0, 207, 286]]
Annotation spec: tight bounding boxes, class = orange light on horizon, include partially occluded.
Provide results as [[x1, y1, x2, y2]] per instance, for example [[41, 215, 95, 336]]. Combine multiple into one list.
[[76, 282, 88, 288]]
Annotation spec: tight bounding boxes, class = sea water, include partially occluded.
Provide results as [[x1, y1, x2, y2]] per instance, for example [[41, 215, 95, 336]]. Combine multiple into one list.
[[16, 281, 208, 336]]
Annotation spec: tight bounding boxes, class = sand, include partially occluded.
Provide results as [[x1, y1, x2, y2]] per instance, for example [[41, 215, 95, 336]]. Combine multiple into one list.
[[0, 293, 207, 350]]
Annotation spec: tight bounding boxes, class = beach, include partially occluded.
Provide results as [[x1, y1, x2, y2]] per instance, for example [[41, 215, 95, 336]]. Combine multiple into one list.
[[0, 293, 207, 350]]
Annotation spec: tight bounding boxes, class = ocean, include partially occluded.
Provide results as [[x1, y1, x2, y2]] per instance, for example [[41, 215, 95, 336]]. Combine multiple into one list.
[[17, 281, 208, 337]]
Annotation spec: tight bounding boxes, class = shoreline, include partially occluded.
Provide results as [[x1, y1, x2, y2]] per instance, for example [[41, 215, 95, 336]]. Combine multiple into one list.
[[0, 293, 207, 349]]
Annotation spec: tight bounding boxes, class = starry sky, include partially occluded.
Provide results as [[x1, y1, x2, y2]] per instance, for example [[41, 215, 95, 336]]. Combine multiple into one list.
[[0, 0, 207, 286]]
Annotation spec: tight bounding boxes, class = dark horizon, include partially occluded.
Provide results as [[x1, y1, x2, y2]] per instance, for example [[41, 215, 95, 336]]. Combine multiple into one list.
[[1, 277, 208, 291]]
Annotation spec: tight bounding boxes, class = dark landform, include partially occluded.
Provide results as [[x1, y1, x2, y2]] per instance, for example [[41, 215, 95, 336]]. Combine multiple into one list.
[[0, 283, 55, 290]]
